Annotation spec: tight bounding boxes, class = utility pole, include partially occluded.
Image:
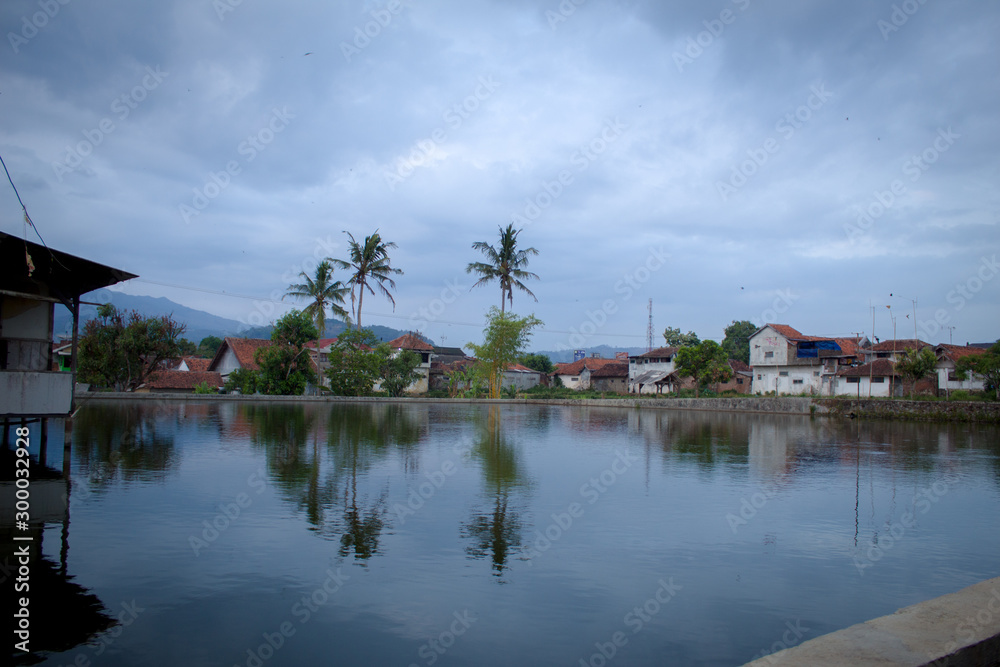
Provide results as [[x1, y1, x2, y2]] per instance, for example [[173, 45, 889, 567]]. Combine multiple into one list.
[[944, 326, 955, 345]]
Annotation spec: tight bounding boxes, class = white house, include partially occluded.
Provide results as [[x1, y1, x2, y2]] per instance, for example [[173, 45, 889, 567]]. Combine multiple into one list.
[[750, 324, 867, 396], [833, 359, 899, 398], [385, 333, 434, 394], [552, 357, 620, 391], [628, 347, 681, 394], [208, 337, 272, 381], [934, 344, 987, 394]]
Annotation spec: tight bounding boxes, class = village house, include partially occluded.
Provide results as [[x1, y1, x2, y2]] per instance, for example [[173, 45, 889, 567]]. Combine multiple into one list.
[[717, 359, 753, 394], [137, 370, 223, 394], [864, 339, 932, 363], [749, 324, 868, 396], [552, 357, 621, 390], [589, 362, 629, 393], [628, 347, 687, 394], [833, 359, 901, 398], [1, 230, 135, 417], [207, 337, 272, 382], [934, 344, 988, 395], [384, 333, 434, 393]]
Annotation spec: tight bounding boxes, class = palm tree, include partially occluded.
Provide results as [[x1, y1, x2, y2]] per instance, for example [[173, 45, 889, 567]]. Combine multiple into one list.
[[466, 223, 539, 313], [284, 259, 351, 340], [341, 230, 403, 329]]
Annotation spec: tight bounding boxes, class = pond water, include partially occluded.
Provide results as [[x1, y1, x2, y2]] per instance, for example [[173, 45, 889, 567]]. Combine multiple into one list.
[[9, 400, 1000, 666]]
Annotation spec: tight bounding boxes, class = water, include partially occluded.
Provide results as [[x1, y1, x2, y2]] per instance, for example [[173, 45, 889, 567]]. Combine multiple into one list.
[[8, 401, 1000, 666]]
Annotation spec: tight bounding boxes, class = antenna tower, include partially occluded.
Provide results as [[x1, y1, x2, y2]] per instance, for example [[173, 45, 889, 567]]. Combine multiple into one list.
[[646, 298, 654, 353]]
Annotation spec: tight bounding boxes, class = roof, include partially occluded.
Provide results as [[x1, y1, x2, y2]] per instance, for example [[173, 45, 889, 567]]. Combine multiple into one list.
[[632, 346, 679, 359], [728, 359, 752, 373], [506, 363, 543, 374], [766, 324, 806, 339], [433, 346, 466, 356], [209, 337, 272, 372], [838, 359, 898, 377], [145, 370, 223, 390], [304, 338, 338, 350], [935, 344, 988, 363], [552, 357, 621, 376], [1, 230, 137, 302], [832, 337, 866, 357], [632, 369, 676, 384], [590, 362, 629, 378], [183, 357, 212, 372], [869, 339, 931, 353], [386, 333, 433, 352]]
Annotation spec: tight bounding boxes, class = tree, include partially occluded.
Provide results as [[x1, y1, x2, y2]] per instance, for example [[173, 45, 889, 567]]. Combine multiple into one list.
[[378, 348, 423, 397], [340, 230, 403, 328], [78, 304, 186, 392], [663, 326, 701, 348], [518, 352, 554, 375], [895, 347, 937, 399], [674, 340, 733, 398], [254, 309, 318, 395], [721, 320, 756, 365], [955, 341, 1000, 399], [284, 259, 351, 340], [466, 223, 539, 313], [197, 335, 223, 359], [325, 328, 384, 396], [224, 367, 258, 394], [177, 338, 197, 356], [465, 308, 542, 399]]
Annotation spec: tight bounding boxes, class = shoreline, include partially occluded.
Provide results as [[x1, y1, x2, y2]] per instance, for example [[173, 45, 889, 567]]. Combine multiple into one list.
[[73, 393, 1000, 423]]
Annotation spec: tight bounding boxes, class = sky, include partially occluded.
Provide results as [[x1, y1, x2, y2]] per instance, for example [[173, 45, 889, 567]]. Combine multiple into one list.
[[2, 0, 998, 352]]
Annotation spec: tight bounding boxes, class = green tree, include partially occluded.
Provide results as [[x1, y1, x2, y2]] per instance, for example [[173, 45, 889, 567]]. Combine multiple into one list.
[[254, 309, 318, 396], [325, 328, 384, 396], [284, 259, 351, 340], [955, 341, 1000, 399], [895, 347, 937, 399], [223, 367, 258, 394], [465, 308, 542, 399], [194, 381, 215, 394], [197, 335, 224, 358], [517, 352, 554, 374], [78, 304, 186, 392], [378, 348, 423, 397], [721, 320, 756, 365], [467, 223, 539, 313], [674, 340, 733, 398], [177, 338, 197, 356], [663, 326, 701, 348], [340, 230, 403, 328]]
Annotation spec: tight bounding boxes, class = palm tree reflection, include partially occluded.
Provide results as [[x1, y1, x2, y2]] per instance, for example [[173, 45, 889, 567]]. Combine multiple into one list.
[[460, 406, 529, 579]]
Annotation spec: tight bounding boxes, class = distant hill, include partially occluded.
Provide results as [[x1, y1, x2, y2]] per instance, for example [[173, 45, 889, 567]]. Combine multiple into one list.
[[53, 293, 420, 346], [535, 344, 647, 364]]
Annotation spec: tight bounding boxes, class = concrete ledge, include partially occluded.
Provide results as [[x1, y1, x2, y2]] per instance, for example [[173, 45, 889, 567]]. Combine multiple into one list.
[[743, 577, 1000, 666]]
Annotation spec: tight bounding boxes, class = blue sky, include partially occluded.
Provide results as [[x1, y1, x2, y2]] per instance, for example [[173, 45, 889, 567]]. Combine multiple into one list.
[[1, 0, 997, 351]]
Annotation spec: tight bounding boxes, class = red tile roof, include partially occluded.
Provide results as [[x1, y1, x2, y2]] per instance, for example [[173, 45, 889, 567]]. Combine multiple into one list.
[[386, 333, 433, 352], [183, 357, 211, 372], [304, 338, 339, 350], [833, 337, 866, 357], [589, 362, 629, 378], [869, 339, 931, 352], [767, 324, 806, 339], [507, 363, 540, 373], [552, 358, 621, 376], [838, 359, 898, 377], [634, 346, 679, 359], [728, 359, 752, 373], [146, 370, 223, 390], [210, 337, 272, 371], [935, 344, 987, 362]]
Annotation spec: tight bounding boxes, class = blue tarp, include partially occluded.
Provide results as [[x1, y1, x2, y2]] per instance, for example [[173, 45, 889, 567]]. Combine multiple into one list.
[[796, 340, 841, 358]]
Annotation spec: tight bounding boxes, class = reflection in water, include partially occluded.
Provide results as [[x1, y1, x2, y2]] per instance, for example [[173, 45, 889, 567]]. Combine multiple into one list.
[[241, 403, 425, 562], [461, 406, 529, 579], [72, 403, 178, 488]]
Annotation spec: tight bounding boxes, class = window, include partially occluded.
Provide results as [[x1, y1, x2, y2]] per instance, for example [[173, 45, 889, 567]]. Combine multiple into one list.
[[871, 377, 884, 383], [847, 377, 860, 384], [948, 372, 959, 381], [571, 377, 578, 382], [757, 374, 762, 380], [764, 351, 774, 359], [792, 379, 804, 385], [737, 378, 743, 385], [779, 371, 789, 377], [813, 371, 820, 377]]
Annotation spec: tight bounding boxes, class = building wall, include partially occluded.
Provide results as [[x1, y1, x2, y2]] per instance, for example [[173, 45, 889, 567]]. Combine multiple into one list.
[[749, 328, 791, 367], [592, 377, 627, 393], [214, 347, 242, 378], [753, 367, 825, 395], [628, 358, 677, 394], [833, 376, 894, 398], [935, 363, 986, 393]]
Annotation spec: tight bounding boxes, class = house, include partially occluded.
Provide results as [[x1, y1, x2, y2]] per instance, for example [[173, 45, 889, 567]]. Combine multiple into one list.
[[552, 357, 621, 390], [503, 363, 546, 391], [431, 346, 469, 365], [750, 324, 868, 396], [715, 360, 753, 394], [589, 362, 629, 393], [304, 338, 339, 388], [864, 339, 932, 363], [934, 344, 988, 395], [385, 333, 435, 393], [207, 337, 272, 381], [1, 230, 136, 417], [137, 370, 223, 394], [179, 357, 212, 372], [628, 347, 685, 394], [834, 359, 901, 398]]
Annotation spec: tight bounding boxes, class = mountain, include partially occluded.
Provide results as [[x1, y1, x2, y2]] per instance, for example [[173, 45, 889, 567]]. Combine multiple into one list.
[[534, 345, 647, 364], [52, 293, 419, 346]]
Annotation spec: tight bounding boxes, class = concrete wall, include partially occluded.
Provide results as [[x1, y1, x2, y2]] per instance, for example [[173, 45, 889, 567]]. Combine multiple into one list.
[[1, 371, 73, 416], [816, 398, 1000, 423], [742, 576, 1000, 667]]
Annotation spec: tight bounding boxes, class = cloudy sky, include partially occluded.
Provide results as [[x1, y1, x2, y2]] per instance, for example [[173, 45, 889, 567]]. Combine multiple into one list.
[[2, 0, 998, 351]]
